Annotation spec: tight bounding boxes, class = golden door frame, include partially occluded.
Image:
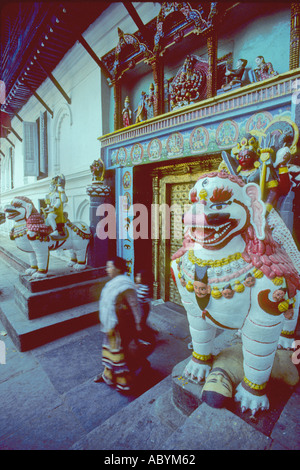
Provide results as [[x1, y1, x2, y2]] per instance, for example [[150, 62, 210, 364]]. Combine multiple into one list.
[[151, 155, 221, 302]]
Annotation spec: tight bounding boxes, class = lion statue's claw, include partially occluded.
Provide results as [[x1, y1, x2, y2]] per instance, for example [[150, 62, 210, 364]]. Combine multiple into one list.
[[183, 359, 211, 383], [31, 271, 47, 280], [25, 268, 37, 276], [277, 336, 294, 350], [72, 263, 87, 271], [234, 383, 269, 414]]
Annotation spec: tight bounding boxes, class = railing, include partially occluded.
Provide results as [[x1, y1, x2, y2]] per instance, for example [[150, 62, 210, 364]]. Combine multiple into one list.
[[99, 67, 300, 148]]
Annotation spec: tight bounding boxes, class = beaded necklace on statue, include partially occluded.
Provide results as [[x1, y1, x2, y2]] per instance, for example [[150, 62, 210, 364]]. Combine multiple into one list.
[[176, 249, 286, 300], [10, 223, 27, 240], [188, 250, 243, 268]]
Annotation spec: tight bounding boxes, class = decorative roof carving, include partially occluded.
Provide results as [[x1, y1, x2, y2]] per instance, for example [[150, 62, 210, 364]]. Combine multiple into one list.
[[154, 2, 218, 55], [111, 28, 154, 81]]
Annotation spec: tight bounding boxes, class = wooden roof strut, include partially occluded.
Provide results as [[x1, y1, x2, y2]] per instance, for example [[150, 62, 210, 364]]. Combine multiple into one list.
[[122, 2, 152, 48], [22, 81, 54, 117], [36, 58, 71, 105], [5, 136, 15, 147], [77, 34, 113, 81], [9, 127, 22, 142]]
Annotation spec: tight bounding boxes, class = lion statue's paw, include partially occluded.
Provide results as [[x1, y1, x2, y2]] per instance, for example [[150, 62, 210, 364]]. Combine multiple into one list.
[[234, 383, 269, 414], [25, 267, 37, 276], [72, 263, 87, 272], [277, 336, 295, 350], [183, 358, 211, 383], [31, 271, 47, 280]]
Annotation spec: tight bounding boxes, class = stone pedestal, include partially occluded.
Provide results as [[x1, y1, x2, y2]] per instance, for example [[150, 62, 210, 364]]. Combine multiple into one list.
[[15, 267, 108, 319], [86, 180, 112, 268], [172, 357, 203, 415], [0, 267, 109, 351]]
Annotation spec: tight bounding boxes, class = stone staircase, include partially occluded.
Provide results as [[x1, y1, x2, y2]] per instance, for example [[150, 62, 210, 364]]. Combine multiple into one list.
[[69, 349, 290, 451], [67, 302, 299, 451], [0, 234, 108, 351], [68, 304, 299, 451]]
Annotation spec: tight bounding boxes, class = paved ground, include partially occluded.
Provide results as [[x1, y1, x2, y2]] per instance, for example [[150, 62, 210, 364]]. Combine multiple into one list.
[[0, 234, 299, 451], [0, 240, 192, 450]]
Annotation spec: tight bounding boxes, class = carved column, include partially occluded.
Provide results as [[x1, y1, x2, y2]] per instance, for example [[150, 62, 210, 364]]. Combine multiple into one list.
[[207, 30, 218, 98], [86, 153, 112, 267], [152, 173, 160, 299], [113, 80, 122, 131], [290, 2, 300, 70], [150, 57, 164, 116]]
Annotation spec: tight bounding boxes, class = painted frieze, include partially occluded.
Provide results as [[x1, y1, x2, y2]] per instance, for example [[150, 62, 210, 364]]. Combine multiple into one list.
[[107, 107, 292, 169]]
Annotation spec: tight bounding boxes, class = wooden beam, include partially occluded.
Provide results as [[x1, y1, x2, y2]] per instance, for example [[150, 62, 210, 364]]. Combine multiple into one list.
[[5, 136, 15, 147], [21, 79, 53, 116], [207, 31, 218, 98], [36, 59, 72, 104], [9, 127, 22, 142], [32, 91, 54, 117], [14, 113, 23, 122], [122, 2, 152, 48], [3, 105, 23, 123], [77, 35, 113, 81]]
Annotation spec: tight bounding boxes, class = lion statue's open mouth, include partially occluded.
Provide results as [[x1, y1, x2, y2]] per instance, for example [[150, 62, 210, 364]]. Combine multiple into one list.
[[5, 208, 20, 220], [189, 219, 239, 246]]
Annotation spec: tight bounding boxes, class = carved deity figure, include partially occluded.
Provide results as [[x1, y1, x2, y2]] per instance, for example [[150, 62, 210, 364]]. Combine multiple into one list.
[[170, 55, 203, 109], [90, 158, 105, 183], [135, 91, 147, 123], [44, 175, 68, 237], [222, 58, 247, 88], [253, 56, 278, 81], [122, 96, 132, 128], [146, 83, 155, 119], [231, 135, 284, 211]]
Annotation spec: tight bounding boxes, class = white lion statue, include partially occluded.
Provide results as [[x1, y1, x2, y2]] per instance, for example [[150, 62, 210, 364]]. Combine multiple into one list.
[[5, 196, 92, 279], [171, 171, 300, 414]]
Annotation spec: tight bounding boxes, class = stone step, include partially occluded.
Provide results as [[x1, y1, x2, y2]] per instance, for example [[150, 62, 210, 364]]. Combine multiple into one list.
[[19, 266, 106, 293], [161, 402, 272, 450], [0, 296, 100, 351], [70, 376, 188, 450], [14, 274, 108, 319], [0, 243, 29, 272], [70, 344, 297, 451], [69, 360, 272, 451], [163, 301, 186, 315], [149, 304, 191, 341]]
